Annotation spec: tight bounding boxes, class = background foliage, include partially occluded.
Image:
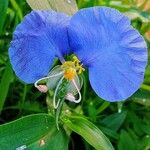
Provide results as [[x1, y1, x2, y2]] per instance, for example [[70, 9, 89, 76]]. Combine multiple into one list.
[[0, 0, 150, 149]]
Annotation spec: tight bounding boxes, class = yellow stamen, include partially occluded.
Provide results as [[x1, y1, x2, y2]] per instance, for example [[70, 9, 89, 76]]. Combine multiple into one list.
[[61, 56, 85, 80], [72, 56, 85, 74], [64, 68, 76, 80]]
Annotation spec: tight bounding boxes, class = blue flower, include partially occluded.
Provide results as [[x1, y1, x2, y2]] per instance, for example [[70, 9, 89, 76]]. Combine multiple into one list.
[[9, 7, 147, 102]]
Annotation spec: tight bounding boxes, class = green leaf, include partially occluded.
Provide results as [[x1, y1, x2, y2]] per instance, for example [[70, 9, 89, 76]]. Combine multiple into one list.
[[140, 135, 150, 150], [0, 114, 69, 150], [132, 90, 150, 106], [125, 9, 150, 22], [26, 0, 78, 16], [140, 124, 150, 135], [118, 130, 136, 150], [100, 111, 127, 131], [0, 62, 14, 112], [109, 1, 130, 12], [10, 0, 23, 20], [0, 0, 8, 33], [63, 115, 114, 150], [99, 126, 119, 140], [141, 23, 150, 34], [77, 0, 95, 9]]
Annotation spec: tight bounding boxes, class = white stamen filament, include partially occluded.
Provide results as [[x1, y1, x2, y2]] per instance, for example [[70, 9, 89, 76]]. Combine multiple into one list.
[[53, 76, 64, 109], [70, 79, 82, 103], [34, 68, 82, 109], [34, 71, 64, 88]]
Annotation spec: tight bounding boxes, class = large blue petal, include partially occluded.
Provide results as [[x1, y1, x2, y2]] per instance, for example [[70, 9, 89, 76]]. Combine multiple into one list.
[[9, 10, 70, 83], [68, 7, 148, 101]]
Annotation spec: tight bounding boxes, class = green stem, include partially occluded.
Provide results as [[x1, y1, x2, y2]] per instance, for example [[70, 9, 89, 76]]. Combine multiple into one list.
[[97, 101, 110, 114], [55, 98, 65, 130], [10, 0, 23, 21], [141, 84, 150, 91]]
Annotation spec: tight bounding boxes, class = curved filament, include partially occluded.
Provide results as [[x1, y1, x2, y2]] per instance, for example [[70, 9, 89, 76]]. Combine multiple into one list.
[[34, 71, 64, 88], [53, 76, 64, 109], [70, 79, 82, 103]]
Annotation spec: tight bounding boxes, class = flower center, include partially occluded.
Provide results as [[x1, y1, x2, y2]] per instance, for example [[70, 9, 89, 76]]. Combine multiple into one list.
[[34, 56, 84, 109], [61, 56, 85, 80]]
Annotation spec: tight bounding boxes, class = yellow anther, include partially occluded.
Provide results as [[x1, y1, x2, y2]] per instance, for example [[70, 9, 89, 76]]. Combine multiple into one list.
[[61, 56, 85, 80], [64, 68, 76, 80], [61, 61, 74, 70], [73, 56, 80, 64], [78, 67, 85, 74], [72, 56, 85, 74]]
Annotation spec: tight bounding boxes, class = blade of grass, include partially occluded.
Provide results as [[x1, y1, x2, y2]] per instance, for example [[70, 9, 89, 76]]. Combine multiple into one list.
[[10, 0, 23, 21], [0, 0, 8, 34], [0, 62, 14, 112], [141, 84, 150, 92]]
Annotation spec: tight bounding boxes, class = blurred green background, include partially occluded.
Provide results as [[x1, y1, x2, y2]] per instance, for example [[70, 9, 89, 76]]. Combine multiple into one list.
[[0, 0, 150, 149]]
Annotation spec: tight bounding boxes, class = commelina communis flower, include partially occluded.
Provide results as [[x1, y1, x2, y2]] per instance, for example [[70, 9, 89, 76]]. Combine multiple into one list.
[[9, 7, 148, 105]]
